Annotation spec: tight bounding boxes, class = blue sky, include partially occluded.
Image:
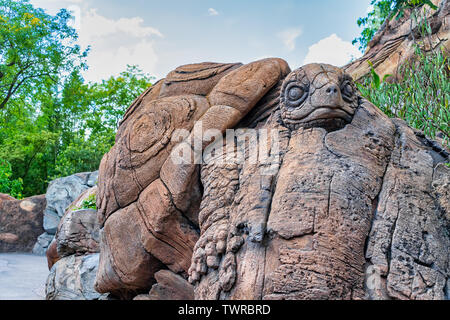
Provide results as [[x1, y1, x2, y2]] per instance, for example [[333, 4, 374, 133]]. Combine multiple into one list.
[[30, 0, 372, 82]]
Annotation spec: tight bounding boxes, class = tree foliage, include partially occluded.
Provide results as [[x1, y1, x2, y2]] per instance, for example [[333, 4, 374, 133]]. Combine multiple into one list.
[[0, 0, 87, 109], [73, 193, 96, 211], [0, 0, 152, 197], [0, 158, 23, 198], [355, 0, 448, 145], [52, 66, 152, 180], [357, 47, 449, 144]]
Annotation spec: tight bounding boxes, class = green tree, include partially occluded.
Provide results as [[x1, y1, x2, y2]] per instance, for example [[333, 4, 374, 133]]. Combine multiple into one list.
[[357, 47, 449, 143], [52, 65, 153, 179], [0, 0, 86, 195], [0, 0, 153, 197], [87, 65, 153, 131], [0, 158, 23, 198], [0, 127, 58, 195], [0, 0, 87, 110]]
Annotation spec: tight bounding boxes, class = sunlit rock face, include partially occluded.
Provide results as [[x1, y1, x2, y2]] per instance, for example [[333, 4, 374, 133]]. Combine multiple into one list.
[[95, 59, 449, 300]]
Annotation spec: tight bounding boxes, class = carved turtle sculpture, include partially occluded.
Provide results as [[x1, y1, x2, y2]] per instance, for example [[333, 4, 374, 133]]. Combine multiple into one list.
[[189, 63, 450, 300], [94, 58, 291, 296], [95, 59, 449, 300]]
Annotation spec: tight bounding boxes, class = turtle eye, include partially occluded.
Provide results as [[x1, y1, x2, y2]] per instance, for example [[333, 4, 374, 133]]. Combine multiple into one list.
[[288, 87, 303, 100], [341, 80, 354, 102], [285, 82, 308, 107]]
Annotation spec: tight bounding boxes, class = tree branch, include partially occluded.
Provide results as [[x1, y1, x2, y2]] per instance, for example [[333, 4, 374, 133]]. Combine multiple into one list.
[[0, 64, 54, 109]]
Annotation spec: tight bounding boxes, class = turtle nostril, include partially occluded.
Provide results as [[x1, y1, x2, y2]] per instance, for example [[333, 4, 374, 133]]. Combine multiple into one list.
[[326, 85, 338, 94]]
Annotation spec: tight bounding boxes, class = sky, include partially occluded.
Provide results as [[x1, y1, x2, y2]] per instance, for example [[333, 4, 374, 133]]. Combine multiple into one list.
[[30, 0, 373, 83]]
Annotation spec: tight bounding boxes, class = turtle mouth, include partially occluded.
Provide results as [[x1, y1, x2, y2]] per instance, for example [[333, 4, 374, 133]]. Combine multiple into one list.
[[284, 106, 355, 132], [301, 106, 354, 123]]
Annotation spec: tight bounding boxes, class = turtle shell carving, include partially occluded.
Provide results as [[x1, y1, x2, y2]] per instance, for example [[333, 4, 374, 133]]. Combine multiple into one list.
[[95, 58, 291, 295]]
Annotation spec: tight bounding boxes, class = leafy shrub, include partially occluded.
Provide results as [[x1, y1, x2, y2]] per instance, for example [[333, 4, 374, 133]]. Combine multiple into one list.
[[353, 0, 438, 51], [357, 46, 449, 145], [0, 158, 23, 198], [81, 193, 96, 210], [73, 193, 96, 211]]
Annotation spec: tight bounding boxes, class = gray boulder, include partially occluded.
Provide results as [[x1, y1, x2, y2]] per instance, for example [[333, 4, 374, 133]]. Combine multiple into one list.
[[33, 171, 98, 255], [32, 233, 54, 256], [56, 208, 100, 258], [44, 171, 98, 234], [45, 253, 106, 300]]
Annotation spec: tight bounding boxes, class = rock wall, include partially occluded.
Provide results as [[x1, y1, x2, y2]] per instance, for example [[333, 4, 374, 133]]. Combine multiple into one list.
[[0, 195, 46, 252], [365, 120, 449, 300], [345, 0, 449, 81]]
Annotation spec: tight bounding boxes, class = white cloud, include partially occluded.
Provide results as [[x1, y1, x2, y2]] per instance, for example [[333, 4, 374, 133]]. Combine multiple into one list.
[[277, 27, 302, 52], [80, 9, 163, 43], [76, 9, 163, 82], [85, 39, 159, 83], [303, 34, 362, 67], [208, 8, 219, 16], [29, 1, 163, 82]]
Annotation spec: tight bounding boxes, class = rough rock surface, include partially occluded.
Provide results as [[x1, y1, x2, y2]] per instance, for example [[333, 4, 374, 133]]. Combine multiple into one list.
[[133, 270, 194, 300], [189, 64, 449, 300], [56, 209, 100, 257], [365, 121, 450, 300], [55, 187, 100, 259], [0, 195, 46, 252], [45, 186, 104, 300], [43, 171, 98, 234], [32, 233, 54, 256], [45, 253, 107, 300], [96, 60, 449, 300], [95, 59, 290, 296], [345, 0, 449, 81], [33, 171, 98, 255], [0, 193, 15, 204]]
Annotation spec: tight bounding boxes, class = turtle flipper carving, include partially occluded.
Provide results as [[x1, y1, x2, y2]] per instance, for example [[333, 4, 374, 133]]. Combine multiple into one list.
[[186, 145, 240, 290], [189, 119, 290, 299], [160, 58, 290, 213]]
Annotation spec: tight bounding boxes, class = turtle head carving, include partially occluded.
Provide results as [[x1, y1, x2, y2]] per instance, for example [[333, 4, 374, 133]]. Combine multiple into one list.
[[280, 63, 359, 131]]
